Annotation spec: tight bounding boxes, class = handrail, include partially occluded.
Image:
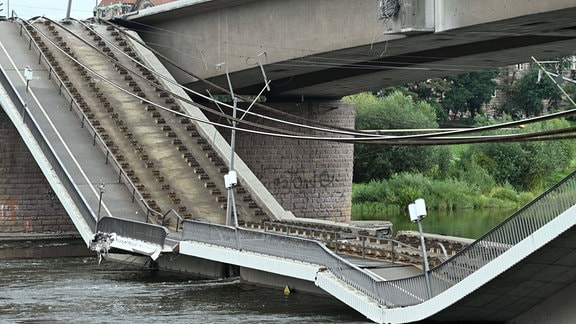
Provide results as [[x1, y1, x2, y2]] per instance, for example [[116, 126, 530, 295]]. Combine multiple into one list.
[[0, 64, 96, 232], [182, 169, 576, 307], [182, 220, 394, 304], [428, 168, 576, 292], [262, 220, 422, 263], [15, 17, 184, 231]]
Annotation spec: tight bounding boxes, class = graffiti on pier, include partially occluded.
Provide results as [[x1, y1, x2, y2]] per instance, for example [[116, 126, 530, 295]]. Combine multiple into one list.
[[270, 167, 335, 192], [0, 199, 18, 224]]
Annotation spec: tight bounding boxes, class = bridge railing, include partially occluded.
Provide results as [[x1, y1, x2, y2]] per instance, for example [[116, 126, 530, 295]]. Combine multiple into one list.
[[0, 64, 97, 232], [15, 18, 183, 232], [260, 221, 421, 264], [182, 220, 423, 306], [182, 170, 576, 307], [98, 216, 168, 247], [428, 169, 576, 294]]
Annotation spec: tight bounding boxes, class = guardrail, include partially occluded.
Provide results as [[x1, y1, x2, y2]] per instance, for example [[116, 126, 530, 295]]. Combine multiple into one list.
[[182, 169, 576, 307], [260, 221, 421, 264], [15, 18, 183, 232], [99, 216, 168, 247], [429, 168, 576, 292], [182, 220, 423, 307]]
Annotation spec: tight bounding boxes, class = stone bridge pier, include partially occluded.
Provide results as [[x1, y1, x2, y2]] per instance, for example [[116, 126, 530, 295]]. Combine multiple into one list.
[[0, 109, 88, 259], [210, 100, 355, 221], [0, 110, 74, 234]]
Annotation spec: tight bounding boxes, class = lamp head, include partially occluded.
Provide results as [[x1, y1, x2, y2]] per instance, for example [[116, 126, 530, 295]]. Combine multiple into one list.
[[408, 198, 427, 223], [24, 66, 33, 81]]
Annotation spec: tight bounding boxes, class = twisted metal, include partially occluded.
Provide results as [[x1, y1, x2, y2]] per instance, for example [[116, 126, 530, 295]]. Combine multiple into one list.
[[379, 0, 401, 20]]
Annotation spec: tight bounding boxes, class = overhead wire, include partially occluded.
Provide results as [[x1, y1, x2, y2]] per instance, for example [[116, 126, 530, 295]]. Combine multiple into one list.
[[103, 18, 575, 143], [23, 17, 576, 146], [98, 18, 576, 144], [100, 19, 391, 138], [24, 18, 326, 140]]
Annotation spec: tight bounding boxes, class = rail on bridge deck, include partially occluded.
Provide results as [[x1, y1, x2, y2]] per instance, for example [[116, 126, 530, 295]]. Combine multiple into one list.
[[0, 18, 174, 258]]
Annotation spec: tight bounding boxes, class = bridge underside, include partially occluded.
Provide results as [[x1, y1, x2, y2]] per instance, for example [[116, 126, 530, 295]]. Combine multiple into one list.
[[119, 1, 576, 100], [433, 225, 576, 322]]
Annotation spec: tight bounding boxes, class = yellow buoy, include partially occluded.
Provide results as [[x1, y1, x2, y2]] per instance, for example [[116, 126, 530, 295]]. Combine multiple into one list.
[[284, 285, 291, 296], [519, 124, 525, 129]]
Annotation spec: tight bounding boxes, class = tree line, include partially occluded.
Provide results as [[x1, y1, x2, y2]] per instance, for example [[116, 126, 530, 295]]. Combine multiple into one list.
[[346, 62, 576, 216]]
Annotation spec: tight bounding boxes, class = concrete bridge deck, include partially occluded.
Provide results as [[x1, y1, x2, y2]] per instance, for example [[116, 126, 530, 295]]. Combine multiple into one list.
[[0, 21, 144, 227]]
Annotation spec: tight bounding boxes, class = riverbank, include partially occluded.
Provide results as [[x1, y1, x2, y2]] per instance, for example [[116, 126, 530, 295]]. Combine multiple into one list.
[[0, 233, 94, 259]]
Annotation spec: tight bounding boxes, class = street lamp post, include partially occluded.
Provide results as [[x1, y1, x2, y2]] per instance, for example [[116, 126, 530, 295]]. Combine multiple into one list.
[[216, 62, 239, 228], [212, 60, 269, 228], [23, 66, 33, 119], [408, 198, 433, 299], [96, 181, 105, 232], [65, 0, 72, 22]]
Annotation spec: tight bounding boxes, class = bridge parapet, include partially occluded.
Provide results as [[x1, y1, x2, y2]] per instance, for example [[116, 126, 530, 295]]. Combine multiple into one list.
[[181, 166, 576, 313]]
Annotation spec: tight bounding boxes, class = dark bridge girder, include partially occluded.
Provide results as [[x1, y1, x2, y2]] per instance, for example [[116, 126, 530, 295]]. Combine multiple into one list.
[[230, 34, 575, 101]]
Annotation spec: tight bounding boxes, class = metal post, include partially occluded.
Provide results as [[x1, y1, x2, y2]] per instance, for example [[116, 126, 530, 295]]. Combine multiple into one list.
[[96, 181, 105, 231], [418, 219, 432, 299], [23, 66, 33, 121], [409, 198, 433, 299], [218, 62, 239, 227], [65, 0, 72, 21], [229, 96, 238, 228]]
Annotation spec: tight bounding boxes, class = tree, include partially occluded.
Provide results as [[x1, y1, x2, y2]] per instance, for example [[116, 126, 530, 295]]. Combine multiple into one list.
[[456, 119, 575, 191], [345, 91, 450, 182], [503, 67, 563, 117], [409, 78, 451, 102], [442, 70, 499, 119]]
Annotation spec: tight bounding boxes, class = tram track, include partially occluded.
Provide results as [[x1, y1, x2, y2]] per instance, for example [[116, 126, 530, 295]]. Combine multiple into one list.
[[20, 17, 271, 226]]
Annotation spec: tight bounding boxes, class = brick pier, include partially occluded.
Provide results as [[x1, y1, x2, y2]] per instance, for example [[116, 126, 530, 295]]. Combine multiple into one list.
[[0, 109, 77, 235]]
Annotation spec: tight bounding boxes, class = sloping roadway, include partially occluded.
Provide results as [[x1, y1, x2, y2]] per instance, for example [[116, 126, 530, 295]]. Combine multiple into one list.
[[2, 17, 276, 232], [0, 19, 148, 229]]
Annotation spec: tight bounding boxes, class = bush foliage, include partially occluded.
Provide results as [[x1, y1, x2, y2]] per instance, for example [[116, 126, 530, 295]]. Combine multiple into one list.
[[347, 88, 575, 221]]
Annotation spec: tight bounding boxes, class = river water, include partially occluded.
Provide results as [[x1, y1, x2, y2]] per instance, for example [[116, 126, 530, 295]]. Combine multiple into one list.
[[0, 257, 369, 324]]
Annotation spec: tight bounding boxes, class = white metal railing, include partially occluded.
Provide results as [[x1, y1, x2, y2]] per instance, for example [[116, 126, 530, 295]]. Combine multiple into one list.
[[182, 169, 576, 307]]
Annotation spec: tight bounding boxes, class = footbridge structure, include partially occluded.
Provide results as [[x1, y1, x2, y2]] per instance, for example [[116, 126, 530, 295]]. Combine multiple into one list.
[[0, 6, 575, 324]]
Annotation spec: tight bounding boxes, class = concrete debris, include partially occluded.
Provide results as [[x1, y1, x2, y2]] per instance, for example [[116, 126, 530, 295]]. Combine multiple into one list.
[[89, 232, 117, 264]]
